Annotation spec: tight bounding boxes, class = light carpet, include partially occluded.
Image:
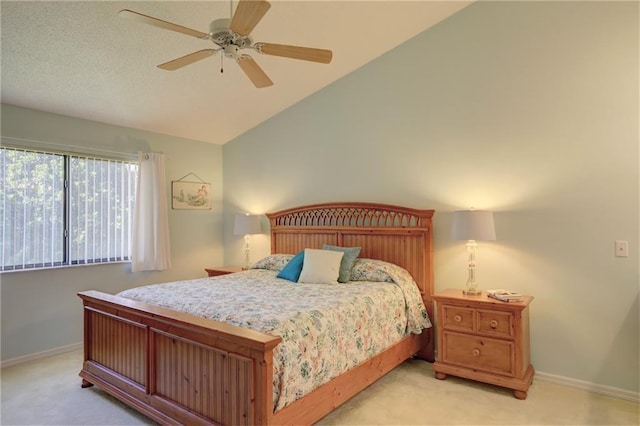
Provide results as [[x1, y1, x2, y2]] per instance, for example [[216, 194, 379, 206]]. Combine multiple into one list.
[[1, 349, 638, 425]]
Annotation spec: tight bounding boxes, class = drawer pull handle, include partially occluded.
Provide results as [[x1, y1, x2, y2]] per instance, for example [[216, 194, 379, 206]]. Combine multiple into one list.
[[490, 320, 498, 329], [472, 349, 481, 357], [454, 315, 462, 323]]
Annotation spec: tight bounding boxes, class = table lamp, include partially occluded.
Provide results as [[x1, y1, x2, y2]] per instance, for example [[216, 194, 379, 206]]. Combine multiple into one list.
[[234, 213, 261, 269], [452, 209, 496, 295]]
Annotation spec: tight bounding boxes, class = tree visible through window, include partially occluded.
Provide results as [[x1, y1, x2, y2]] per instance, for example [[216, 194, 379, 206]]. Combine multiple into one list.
[[0, 147, 137, 271]]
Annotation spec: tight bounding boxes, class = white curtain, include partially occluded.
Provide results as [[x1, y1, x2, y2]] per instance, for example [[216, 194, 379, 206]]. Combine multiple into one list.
[[131, 152, 171, 272]]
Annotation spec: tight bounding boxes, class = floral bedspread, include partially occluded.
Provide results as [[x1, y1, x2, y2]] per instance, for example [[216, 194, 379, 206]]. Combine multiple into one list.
[[117, 258, 431, 412]]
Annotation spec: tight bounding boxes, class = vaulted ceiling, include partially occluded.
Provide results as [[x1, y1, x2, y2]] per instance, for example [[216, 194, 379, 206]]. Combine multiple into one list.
[[1, 1, 471, 145]]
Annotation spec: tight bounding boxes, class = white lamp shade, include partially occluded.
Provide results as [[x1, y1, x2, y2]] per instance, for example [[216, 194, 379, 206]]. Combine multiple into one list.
[[452, 210, 496, 241], [234, 214, 261, 235]]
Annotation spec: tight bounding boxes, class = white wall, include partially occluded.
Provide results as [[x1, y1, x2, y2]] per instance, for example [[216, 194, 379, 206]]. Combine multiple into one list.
[[0, 104, 224, 361], [223, 2, 639, 393]]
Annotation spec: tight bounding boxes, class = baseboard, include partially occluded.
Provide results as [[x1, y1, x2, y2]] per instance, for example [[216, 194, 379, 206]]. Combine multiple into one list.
[[432, 349, 638, 403], [534, 371, 639, 403], [1, 342, 82, 369]]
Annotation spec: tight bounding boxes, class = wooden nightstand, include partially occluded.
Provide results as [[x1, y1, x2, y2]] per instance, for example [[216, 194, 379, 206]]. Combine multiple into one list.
[[204, 266, 243, 277], [433, 288, 534, 399]]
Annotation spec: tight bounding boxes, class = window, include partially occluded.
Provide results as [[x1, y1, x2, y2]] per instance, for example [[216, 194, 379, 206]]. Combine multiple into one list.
[[0, 147, 137, 271]]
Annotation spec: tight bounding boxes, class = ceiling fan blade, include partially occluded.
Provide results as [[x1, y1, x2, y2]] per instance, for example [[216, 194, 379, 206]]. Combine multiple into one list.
[[236, 55, 273, 88], [256, 43, 332, 64], [119, 9, 209, 39], [230, 0, 271, 36], [158, 49, 216, 71]]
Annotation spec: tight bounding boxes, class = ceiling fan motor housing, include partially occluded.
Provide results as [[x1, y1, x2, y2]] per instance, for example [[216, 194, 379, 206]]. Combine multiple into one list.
[[209, 18, 252, 48]]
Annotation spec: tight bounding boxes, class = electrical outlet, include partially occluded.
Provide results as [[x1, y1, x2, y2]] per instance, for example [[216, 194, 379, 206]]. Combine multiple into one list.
[[615, 240, 629, 257]]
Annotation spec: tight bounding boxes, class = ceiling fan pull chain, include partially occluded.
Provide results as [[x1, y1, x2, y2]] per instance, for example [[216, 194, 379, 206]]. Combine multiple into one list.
[[221, 54, 224, 74]]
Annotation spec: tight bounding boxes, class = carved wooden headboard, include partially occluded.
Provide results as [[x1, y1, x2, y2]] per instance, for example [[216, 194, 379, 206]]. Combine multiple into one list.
[[266, 202, 435, 312]]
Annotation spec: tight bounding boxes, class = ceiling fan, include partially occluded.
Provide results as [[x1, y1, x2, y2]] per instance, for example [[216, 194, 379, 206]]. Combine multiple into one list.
[[119, 0, 333, 88]]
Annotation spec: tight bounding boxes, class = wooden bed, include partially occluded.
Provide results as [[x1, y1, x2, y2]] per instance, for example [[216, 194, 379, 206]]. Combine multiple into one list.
[[78, 202, 435, 425]]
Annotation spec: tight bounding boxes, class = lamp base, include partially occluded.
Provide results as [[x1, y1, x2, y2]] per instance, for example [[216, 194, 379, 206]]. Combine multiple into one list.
[[462, 241, 482, 296]]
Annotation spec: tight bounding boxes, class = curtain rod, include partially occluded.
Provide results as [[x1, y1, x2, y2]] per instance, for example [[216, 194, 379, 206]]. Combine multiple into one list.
[[1, 136, 139, 161]]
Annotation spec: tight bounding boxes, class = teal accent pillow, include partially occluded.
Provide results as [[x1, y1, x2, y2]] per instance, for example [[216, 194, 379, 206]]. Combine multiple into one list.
[[322, 244, 362, 283], [277, 251, 304, 282]]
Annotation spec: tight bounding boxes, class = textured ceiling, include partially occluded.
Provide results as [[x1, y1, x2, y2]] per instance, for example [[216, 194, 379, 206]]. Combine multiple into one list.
[[1, 1, 471, 145]]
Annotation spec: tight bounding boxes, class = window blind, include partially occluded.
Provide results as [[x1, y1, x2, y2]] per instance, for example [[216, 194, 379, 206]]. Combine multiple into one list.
[[0, 147, 137, 271]]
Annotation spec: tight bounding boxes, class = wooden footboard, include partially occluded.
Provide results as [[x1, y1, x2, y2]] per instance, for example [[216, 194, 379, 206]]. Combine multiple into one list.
[[79, 290, 281, 425]]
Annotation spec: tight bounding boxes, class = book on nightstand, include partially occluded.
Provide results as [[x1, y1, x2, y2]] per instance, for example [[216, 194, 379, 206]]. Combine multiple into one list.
[[486, 289, 524, 302]]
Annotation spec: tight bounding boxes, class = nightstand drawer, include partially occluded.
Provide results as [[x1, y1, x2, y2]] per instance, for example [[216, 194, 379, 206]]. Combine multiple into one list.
[[477, 309, 514, 338], [441, 331, 515, 377], [441, 305, 474, 332]]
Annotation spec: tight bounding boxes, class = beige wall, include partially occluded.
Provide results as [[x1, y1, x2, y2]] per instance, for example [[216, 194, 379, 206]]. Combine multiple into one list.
[[223, 2, 639, 394], [0, 104, 224, 361]]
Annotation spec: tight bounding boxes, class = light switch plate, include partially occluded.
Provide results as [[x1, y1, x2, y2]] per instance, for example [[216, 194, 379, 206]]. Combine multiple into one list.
[[615, 240, 629, 257]]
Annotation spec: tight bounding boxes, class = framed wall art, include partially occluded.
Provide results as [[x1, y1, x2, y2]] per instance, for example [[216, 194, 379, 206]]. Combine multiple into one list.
[[171, 173, 212, 210]]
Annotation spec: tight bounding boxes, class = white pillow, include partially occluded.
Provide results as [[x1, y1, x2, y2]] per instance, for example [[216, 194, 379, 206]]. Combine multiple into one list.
[[298, 248, 344, 284]]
